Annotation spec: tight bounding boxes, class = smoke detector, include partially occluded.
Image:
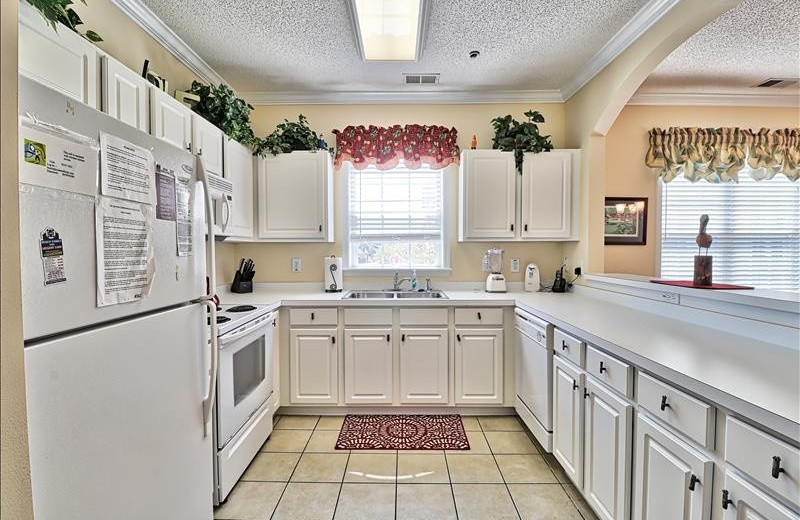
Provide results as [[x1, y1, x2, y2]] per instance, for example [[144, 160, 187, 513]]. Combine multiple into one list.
[[403, 73, 440, 85]]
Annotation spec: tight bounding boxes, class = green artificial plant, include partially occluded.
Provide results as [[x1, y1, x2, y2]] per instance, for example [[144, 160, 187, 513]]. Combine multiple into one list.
[[255, 115, 327, 156], [490, 109, 553, 172], [187, 81, 258, 148], [26, 0, 102, 42]]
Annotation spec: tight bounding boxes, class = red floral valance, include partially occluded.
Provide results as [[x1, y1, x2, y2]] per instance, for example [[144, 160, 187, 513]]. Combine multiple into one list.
[[333, 124, 460, 170]]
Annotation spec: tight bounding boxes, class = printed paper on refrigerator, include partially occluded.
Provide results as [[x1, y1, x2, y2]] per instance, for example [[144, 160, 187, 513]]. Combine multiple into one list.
[[100, 133, 156, 205]]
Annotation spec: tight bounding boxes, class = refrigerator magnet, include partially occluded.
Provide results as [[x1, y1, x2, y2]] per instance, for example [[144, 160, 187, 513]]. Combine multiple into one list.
[[39, 227, 67, 286]]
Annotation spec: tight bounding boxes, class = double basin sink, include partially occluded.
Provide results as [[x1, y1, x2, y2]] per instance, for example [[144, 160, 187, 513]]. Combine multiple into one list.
[[343, 290, 448, 300]]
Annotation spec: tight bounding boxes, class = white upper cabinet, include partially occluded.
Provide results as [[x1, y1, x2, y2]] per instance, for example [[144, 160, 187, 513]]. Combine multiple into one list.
[[458, 149, 580, 241], [459, 150, 517, 240], [191, 114, 224, 177], [454, 328, 503, 405], [634, 413, 713, 520], [257, 151, 334, 242], [521, 150, 576, 239], [221, 139, 255, 238], [18, 2, 101, 108], [101, 55, 149, 132], [150, 87, 192, 152]]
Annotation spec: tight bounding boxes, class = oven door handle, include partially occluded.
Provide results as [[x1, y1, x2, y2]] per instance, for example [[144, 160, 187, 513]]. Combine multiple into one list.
[[219, 316, 272, 346], [201, 299, 219, 438]]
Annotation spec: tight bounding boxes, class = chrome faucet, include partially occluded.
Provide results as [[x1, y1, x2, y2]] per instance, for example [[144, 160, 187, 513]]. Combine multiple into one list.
[[393, 271, 412, 291]]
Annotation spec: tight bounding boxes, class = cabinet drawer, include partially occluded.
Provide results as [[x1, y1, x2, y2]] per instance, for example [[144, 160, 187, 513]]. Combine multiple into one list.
[[585, 345, 632, 398], [399, 308, 448, 325], [344, 308, 392, 326], [289, 308, 338, 326], [553, 329, 584, 367], [454, 308, 503, 326], [726, 416, 800, 506], [637, 371, 714, 448]]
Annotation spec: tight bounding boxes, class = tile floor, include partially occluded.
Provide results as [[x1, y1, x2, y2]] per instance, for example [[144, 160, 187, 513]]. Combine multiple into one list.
[[215, 414, 599, 520]]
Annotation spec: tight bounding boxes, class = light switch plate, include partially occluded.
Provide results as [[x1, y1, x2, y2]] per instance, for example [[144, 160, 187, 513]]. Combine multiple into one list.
[[511, 258, 520, 273], [291, 258, 301, 273]]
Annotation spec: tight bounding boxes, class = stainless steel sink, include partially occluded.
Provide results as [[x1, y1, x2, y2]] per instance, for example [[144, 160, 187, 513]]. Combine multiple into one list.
[[343, 291, 396, 299], [395, 291, 448, 299], [343, 290, 448, 299]]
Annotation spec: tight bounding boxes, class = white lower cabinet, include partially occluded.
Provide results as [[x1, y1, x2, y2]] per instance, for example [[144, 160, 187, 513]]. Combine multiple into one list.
[[399, 328, 448, 404], [289, 328, 338, 404], [454, 328, 503, 404], [344, 329, 393, 404], [584, 377, 633, 520], [634, 412, 714, 520], [721, 470, 799, 520], [553, 355, 585, 487]]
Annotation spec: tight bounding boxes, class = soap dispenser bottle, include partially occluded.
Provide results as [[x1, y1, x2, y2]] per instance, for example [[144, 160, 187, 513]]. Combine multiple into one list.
[[411, 270, 418, 291]]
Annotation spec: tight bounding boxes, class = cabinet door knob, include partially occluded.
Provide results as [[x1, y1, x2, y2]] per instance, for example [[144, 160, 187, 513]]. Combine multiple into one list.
[[310, 312, 315, 321], [721, 489, 733, 510], [386, 334, 390, 342], [319, 224, 323, 232], [772, 456, 786, 479], [272, 319, 276, 327], [660, 395, 671, 411], [401, 334, 406, 342], [524, 224, 528, 231], [457, 334, 461, 342], [583, 389, 590, 399], [572, 380, 578, 391], [510, 223, 514, 231], [688, 474, 700, 491], [477, 312, 482, 320], [331, 336, 335, 344], [561, 340, 568, 350], [599, 361, 607, 373]]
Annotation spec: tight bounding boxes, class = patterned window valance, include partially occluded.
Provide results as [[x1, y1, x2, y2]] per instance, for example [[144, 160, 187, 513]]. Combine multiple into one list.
[[645, 127, 799, 183], [333, 124, 460, 171]]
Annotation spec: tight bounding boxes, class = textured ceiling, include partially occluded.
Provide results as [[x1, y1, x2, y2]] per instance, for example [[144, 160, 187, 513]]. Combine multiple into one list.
[[638, 0, 800, 95], [139, 0, 650, 93]]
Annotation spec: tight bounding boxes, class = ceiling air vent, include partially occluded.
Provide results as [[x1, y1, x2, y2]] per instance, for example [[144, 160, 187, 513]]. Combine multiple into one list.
[[404, 73, 440, 85], [753, 78, 799, 88]]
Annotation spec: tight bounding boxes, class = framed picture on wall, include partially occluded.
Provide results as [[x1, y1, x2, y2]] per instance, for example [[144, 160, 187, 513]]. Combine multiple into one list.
[[604, 197, 647, 245]]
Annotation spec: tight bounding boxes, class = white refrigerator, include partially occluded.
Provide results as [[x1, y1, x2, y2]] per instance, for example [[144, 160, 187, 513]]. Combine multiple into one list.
[[18, 77, 217, 520]]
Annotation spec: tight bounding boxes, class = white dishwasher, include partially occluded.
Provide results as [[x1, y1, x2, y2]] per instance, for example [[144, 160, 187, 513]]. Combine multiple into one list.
[[514, 308, 554, 451]]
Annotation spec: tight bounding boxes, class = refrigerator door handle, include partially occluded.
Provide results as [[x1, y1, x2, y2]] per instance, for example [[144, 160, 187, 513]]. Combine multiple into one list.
[[201, 299, 219, 438], [197, 156, 216, 299], [221, 197, 231, 234]]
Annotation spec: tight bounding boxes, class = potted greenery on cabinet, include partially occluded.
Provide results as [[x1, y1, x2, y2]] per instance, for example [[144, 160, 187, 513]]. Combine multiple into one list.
[[490, 109, 553, 172]]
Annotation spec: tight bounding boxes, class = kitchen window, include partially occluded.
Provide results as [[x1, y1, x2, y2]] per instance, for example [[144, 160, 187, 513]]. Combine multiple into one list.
[[345, 162, 449, 272], [660, 173, 800, 292]]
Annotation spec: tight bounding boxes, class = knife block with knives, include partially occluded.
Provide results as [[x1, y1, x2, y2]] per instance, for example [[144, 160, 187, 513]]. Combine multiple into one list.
[[231, 258, 255, 293]]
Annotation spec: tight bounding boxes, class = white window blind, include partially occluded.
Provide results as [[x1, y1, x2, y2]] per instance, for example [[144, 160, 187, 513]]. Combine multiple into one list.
[[347, 163, 445, 269], [660, 174, 800, 292]]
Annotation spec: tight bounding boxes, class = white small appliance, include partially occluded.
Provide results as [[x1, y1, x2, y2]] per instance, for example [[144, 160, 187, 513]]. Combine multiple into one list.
[[525, 263, 541, 292], [483, 248, 507, 293]]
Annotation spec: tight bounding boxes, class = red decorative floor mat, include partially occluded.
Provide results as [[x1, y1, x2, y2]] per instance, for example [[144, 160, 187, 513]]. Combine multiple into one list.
[[335, 414, 470, 450]]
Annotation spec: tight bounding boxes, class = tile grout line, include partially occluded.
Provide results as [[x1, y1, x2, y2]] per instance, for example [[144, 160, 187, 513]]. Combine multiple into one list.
[[481, 426, 523, 520], [442, 436, 459, 520], [394, 448, 399, 520], [268, 418, 317, 520], [330, 449, 351, 520]]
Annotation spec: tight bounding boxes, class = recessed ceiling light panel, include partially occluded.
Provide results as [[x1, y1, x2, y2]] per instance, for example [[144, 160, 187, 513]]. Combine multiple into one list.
[[349, 0, 428, 62]]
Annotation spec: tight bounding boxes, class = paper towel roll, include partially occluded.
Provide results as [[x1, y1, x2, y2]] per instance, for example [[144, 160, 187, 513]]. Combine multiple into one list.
[[324, 256, 342, 293]]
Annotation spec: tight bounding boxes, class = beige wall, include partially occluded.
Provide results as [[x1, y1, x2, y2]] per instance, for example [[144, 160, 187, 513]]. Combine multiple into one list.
[[604, 104, 800, 275], [1, 0, 34, 517], [563, 0, 744, 274], [72, 0, 201, 91], [218, 103, 568, 285]]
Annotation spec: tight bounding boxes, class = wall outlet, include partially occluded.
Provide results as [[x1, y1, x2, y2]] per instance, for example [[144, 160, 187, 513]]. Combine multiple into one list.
[[291, 258, 301, 273], [510, 258, 520, 273]]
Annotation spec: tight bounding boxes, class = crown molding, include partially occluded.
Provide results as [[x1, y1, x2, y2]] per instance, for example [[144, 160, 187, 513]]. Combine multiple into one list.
[[241, 90, 565, 105], [628, 92, 800, 107], [107, 0, 227, 86], [560, 0, 682, 100]]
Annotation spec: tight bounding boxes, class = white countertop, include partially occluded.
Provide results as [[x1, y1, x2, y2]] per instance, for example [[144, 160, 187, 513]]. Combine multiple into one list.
[[217, 282, 800, 439]]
